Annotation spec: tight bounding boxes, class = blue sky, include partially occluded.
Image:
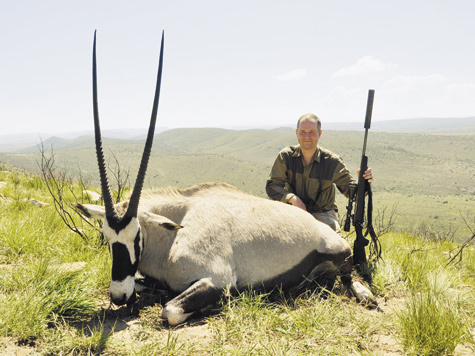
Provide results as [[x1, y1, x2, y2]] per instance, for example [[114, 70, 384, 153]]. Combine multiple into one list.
[[1, 0, 474, 135]]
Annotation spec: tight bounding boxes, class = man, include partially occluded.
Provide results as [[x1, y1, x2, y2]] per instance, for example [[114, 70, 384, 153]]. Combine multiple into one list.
[[266, 113, 374, 233]]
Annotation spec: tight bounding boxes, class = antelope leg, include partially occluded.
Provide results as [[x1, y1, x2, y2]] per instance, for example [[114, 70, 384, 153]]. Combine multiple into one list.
[[162, 277, 222, 326]]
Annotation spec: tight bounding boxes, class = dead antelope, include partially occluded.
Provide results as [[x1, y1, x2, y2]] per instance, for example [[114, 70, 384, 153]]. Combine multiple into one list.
[[76, 31, 374, 326]]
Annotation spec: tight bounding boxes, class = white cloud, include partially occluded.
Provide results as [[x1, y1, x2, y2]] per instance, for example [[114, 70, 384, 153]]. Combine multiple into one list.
[[333, 56, 397, 77], [276, 69, 308, 81], [374, 76, 475, 119], [445, 83, 475, 100], [316, 86, 370, 121], [383, 74, 447, 91], [442, 83, 475, 116]]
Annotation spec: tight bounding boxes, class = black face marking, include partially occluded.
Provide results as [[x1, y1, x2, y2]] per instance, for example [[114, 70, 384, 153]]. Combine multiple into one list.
[[106, 214, 133, 234], [111, 230, 141, 281], [111, 243, 133, 281]]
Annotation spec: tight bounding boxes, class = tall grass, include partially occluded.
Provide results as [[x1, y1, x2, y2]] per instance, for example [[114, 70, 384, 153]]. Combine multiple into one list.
[[0, 257, 97, 340], [208, 290, 380, 355], [0, 170, 110, 349], [40, 314, 112, 355], [396, 271, 471, 355], [380, 232, 475, 355]]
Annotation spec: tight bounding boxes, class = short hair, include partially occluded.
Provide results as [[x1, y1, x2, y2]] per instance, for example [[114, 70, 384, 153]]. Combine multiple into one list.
[[297, 113, 321, 131]]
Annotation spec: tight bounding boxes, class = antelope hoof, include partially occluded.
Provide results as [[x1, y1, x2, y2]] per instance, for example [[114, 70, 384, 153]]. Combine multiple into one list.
[[162, 305, 194, 326], [351, 281, 377, 308]]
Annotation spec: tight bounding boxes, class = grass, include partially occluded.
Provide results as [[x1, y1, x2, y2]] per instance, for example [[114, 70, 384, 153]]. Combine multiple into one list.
[[209, 291, 378, 355], [0, 257, 98, 340], [0, 169, 475, 355], [0, 170, 111, 352], [373, 232, 475, 355], [396, 272, 471, 355]]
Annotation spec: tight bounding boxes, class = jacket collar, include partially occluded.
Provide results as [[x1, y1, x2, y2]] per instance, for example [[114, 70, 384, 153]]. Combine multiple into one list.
[[293, 145, 322, 163]]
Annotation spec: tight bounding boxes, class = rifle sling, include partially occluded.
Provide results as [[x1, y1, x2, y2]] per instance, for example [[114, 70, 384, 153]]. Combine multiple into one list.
[[365, 182, 382, 260], [355, 180, 382, 264]]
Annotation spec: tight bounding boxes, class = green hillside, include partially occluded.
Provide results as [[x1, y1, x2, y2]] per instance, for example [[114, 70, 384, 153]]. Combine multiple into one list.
[[1, 127, 474, 241]]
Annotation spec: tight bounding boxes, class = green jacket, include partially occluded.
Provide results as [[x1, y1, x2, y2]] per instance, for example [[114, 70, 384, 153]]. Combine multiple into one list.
[[266, 145, 354, 213]]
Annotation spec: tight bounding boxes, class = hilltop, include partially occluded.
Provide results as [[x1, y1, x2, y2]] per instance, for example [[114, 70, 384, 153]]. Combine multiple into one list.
[[1, 117, 474, 153], [1, 125, 474, 242]]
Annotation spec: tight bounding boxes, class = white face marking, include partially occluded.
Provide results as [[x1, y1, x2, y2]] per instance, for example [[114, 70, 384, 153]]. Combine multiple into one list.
[[110, 275, 136, 302], [104, 216, 141, 266], [103, 216, 143, 304]]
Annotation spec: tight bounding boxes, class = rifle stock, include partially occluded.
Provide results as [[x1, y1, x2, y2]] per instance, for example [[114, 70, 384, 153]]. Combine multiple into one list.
[[355, 155, 368, 224], [343, 182, 357, 232], [353, 155, 369, 267]]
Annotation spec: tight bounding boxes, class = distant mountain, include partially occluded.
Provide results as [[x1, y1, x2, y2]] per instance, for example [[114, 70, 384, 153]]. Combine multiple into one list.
[[1, 117, 474, 153], [323, 117, 475, 133], [0, 128, 168, 153]]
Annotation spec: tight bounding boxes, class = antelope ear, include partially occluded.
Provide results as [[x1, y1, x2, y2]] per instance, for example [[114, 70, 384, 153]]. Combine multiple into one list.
[[74, 203, 106, 220], [139, 211, 183, 231]]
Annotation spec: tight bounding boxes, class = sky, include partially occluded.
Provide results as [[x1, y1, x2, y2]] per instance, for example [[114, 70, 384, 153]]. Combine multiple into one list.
[[1, 0, 475, 136]]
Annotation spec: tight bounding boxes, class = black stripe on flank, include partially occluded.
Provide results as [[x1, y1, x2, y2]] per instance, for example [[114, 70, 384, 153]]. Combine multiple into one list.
[[252, 249, 352, 293]]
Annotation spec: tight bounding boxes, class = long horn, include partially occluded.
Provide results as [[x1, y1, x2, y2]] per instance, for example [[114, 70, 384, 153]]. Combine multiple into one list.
[[92, 30, 115, 216], [127, 31, 165, 218]]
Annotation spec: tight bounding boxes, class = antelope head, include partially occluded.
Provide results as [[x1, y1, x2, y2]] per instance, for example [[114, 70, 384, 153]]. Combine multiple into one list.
[[88, 30, 165, 306]]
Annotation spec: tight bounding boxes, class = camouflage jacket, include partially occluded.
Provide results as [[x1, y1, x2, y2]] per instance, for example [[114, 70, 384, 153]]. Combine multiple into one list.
[[266, 145, 354, 213]]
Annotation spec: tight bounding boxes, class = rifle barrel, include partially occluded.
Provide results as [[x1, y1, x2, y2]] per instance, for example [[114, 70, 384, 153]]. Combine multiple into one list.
[[361, 89, 375, 157], [365, 89, 375, 129]]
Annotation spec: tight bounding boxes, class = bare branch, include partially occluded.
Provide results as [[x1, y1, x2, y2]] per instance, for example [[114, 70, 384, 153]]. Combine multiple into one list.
[[374, 204, 398, 238], [107, 150, 131, 203], [37, 140, 103, 243], [445, 211, 475, 267]]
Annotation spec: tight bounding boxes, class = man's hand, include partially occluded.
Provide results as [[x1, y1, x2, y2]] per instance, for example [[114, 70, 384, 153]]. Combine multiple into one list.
[[288, 195, 307, 211], [357, 167, 374, 183]]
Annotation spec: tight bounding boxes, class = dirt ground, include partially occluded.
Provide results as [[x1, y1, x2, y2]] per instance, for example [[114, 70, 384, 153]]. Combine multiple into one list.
[[1, 293, 474, 355]]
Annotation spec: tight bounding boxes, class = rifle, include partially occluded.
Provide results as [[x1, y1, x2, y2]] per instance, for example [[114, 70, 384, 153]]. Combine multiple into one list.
[[344, 89, 381, 280]]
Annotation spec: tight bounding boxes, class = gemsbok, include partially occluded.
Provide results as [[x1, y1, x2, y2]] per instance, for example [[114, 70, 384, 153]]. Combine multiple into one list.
[[76, 31, 375, 326]]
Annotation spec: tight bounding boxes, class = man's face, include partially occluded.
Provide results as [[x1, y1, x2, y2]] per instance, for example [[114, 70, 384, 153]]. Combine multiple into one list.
[[296, 119, 321, 151]]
